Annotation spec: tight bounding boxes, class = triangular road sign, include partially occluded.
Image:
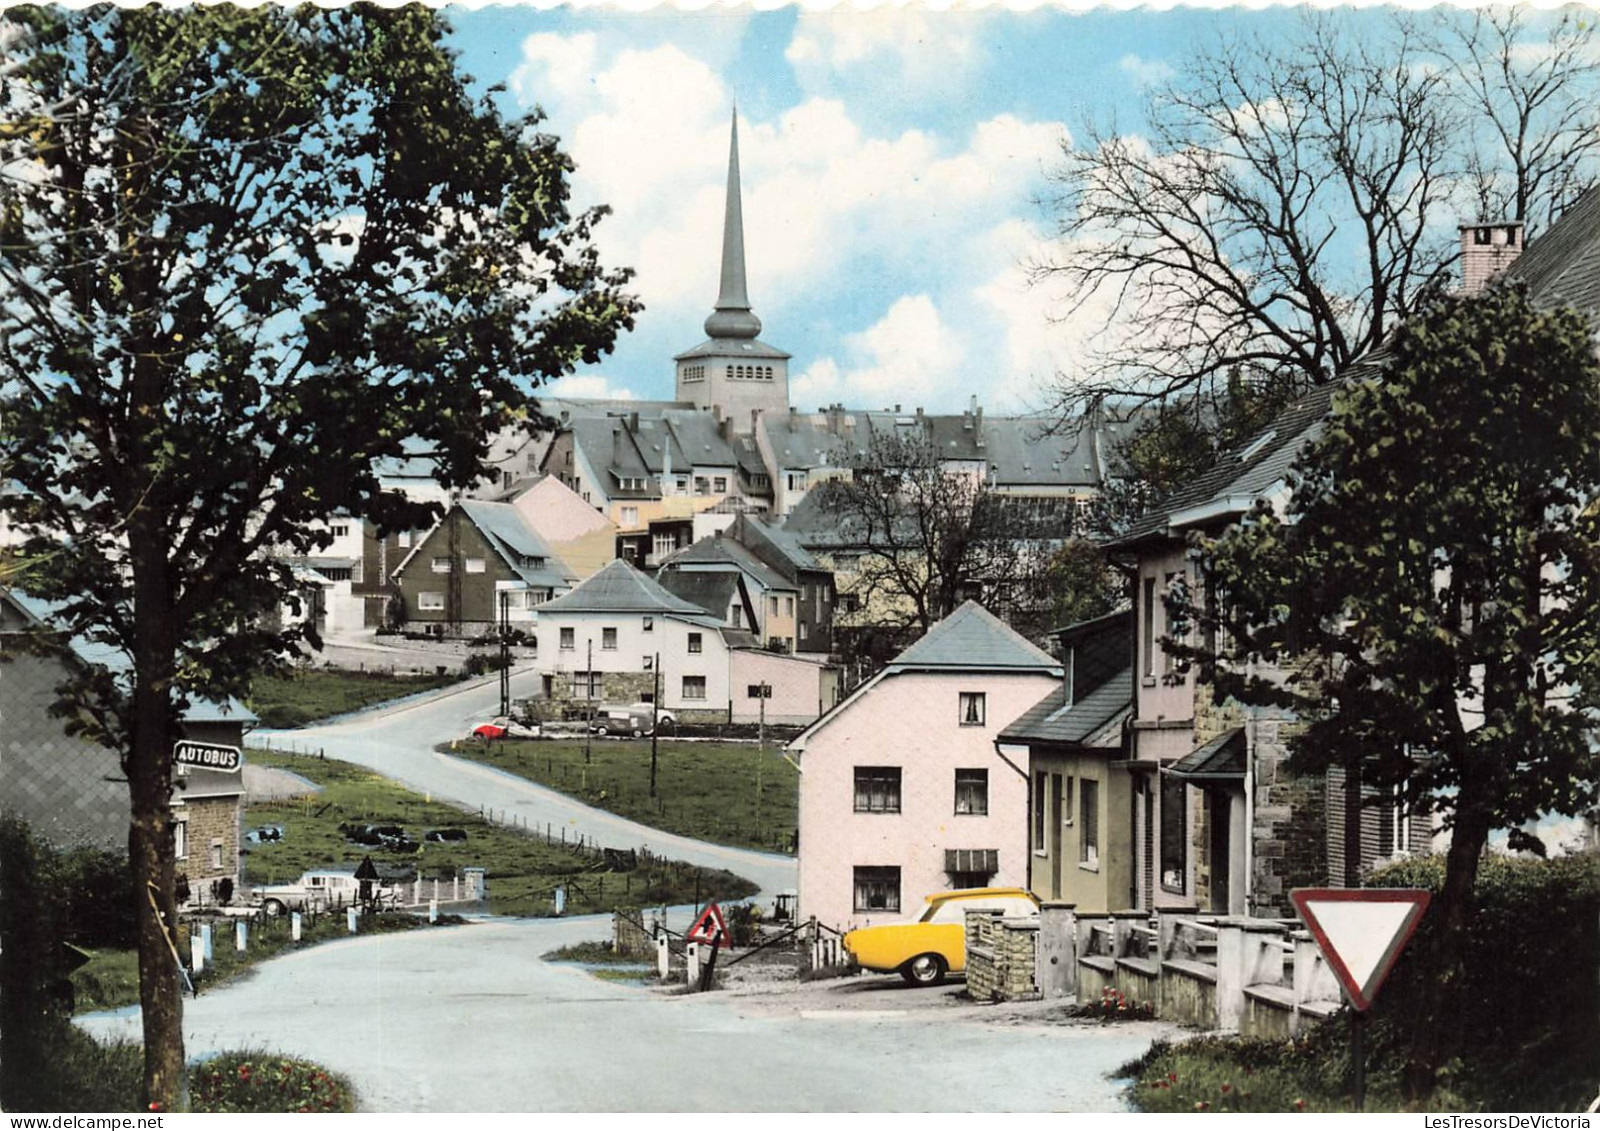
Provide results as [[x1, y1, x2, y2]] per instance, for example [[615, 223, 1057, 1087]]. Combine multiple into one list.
[[1290, 888, 1430, 1012], [686, 902, 731, 948]]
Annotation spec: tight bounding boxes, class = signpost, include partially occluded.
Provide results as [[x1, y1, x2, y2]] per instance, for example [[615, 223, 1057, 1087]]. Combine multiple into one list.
[[173, 740, 241, 772], [1290, 887, 1431, 1110], [686, 901, 731, 949]]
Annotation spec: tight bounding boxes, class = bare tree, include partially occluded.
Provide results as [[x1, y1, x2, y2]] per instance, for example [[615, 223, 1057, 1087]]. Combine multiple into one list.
[[1037, 10, 1600, 414]]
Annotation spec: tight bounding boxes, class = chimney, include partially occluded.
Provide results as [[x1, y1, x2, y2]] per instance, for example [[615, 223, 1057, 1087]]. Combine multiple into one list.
[[975, 404, 985, 449], [628, 411, 640, 433], [1460, 221, 1524, 295]]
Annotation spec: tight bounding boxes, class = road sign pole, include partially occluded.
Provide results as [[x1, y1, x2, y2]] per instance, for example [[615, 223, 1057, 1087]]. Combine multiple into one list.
[[1352, 1008, 1366, 1111], [650, 654, 660, 799]]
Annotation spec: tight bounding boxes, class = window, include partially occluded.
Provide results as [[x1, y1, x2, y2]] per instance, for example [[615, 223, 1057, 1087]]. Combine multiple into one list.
[[1142, 576, 1157, 678], [841, 593, 862, 614], [713, 476, 728, 493], [959, 692, 986, 726], [465, 557, 486, 574], [747, 683, 772, 699], [1164, 572, 1183, 674], [853, 866, 901, 913], [853, 767, 902, 813], [787, 472, 806, 492], [642, 616, 654, 633], [330, 524, 349, 538], [785, 597, 794, 616], [687, 632, 702, 654], [1033, 771, 1047, 849], [210, 841, 223, 870], [569, 670, 601, 698], [1080, 778, 1100, 866], [601, 627, 617, 651], [398, 531, 412, 548], [799, 622, 808, 641], [654, 532, 677, 560], [695, 477, 710, 496], [173, 820, 188, 860], [1161, 774, 1187, 892], [621, 506, 638, 527], [432, 557, 452, 573], [682, 675, 706, 700], [643, 656, 653, 671], [944, 849, 1000, 889], [559, 627, 575, 651], [418, 592, 445, 611], [770, 596, 780, 616], [676, 476, 688, 492], [954, 769, 988, 816]]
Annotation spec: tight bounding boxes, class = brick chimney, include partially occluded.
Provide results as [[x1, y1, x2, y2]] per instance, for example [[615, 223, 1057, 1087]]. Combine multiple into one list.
[[1459, 221, 1525, 295]]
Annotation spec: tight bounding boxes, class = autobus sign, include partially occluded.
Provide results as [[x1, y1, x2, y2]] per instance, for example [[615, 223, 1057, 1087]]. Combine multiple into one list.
[[173, 740, 241, 772]]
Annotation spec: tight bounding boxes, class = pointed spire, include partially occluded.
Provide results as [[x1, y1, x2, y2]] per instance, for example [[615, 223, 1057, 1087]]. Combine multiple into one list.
[[705, 106, 763, 340]]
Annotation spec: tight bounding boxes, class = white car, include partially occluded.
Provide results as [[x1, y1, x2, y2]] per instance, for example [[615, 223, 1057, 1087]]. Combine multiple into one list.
[[257, 870, 363, 916], [472, 716, 542, 741]]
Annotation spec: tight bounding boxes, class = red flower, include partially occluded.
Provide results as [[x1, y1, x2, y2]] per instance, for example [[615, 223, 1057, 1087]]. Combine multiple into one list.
[[1195, 1101, 1210, 1111], [1293, 1098, 1306, 1110], [147, 1103, 165, 1113], [1168, 1072, 1178, 1083], [1221, 1083, 1232, 1093]]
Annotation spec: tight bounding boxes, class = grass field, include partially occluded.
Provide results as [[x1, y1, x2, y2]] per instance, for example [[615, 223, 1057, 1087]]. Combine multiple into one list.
[[244, 748, 756, 916], [246, 668, 458, 729], [446, 738, 798, 854]]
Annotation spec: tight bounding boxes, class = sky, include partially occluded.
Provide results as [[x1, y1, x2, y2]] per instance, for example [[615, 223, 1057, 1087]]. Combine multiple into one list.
[[442, 6, 1370, 415]]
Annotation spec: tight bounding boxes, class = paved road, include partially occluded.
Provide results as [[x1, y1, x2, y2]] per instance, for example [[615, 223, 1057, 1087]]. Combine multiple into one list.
[[254, 671, 796, 899], [80, 915, 1150, 1112]]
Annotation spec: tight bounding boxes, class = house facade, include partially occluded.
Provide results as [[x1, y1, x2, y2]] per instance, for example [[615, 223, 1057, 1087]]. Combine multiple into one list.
[[789, 602, 1062, 931], [0, 589, 255, 908]]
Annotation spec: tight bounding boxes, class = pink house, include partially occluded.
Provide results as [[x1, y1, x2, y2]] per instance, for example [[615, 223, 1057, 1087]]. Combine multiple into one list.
[[789, 602, 1062, 931]]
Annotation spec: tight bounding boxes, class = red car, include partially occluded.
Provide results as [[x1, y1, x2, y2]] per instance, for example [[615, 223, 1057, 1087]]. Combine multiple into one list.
[[471, 717, 541, 741]]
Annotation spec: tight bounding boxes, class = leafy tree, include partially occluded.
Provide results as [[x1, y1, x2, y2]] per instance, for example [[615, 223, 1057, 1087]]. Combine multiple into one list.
[[1036, 9, 1600, 414], [1166, 281, 1600, 1096], [0, 5, 638, 1106], [1032, 538, 1123, 631]]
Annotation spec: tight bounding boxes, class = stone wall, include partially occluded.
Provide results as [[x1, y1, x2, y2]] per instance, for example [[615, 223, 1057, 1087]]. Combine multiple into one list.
[[964, 911, 1039, 1002], [1250, 718, 1326, 918], [176, 794, 240, 904]]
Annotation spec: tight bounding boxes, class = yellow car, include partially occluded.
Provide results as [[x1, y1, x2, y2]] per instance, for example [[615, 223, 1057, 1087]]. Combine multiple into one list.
[[842, 888, 1041, 986]]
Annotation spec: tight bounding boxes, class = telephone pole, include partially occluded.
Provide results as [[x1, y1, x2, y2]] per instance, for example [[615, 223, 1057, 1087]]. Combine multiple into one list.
[[649, 653, 660, 799], [584, 637, 594, 764], [498, 591, 511, 717]]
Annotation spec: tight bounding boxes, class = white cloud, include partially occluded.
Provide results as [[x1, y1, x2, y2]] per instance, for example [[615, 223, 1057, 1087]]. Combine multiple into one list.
[[1119, 53, 1175, 87], [541, 374, 639, 401], [786, 11, 987, 97], [801, 296, 965, 409]]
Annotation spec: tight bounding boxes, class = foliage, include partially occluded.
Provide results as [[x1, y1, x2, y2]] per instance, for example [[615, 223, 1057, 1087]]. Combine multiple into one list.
[[542, 940, 647, 966], [1166, 281, 1600, 1092], [447, 737, 798, 855], [810, 429, 1077, 633], [1033, 539, 1123, 631], [1124, 1027, 1393, 1113], [1365, 852, 1600, 1111], [245, 747, 757, 913], [190, 1052, 354, 1113], [0, 1023, 145, 1113], [462, 650, 511, 677], [0, 6, 638, 1103], [1067, 985, 1155, 1023], [246, 667, 458, 729], [1037, 8, 1600, 413]]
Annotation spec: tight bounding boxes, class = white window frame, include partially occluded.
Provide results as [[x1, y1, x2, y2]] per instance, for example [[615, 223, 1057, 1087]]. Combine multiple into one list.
[[418, 592, 445, 611], [682, 675, 707, 700], [959, 691, 986, 727], [465, 557, 487, 574], [431, 557, 452, 574]]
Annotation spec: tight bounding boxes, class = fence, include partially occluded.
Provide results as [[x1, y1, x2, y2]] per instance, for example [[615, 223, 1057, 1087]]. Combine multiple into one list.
[[983, 903, 1345, 1038]]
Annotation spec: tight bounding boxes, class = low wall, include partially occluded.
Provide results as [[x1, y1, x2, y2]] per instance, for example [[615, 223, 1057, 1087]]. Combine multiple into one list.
[[1159, 960, 1219, 1030]]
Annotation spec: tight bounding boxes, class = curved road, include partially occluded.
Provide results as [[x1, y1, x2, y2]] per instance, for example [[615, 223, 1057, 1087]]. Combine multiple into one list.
[[255, 670, 796, 899], [81, 914, 1151, 1112]]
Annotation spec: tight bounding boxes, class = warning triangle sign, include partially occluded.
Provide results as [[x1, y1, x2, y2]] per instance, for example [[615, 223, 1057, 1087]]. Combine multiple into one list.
[[686, 902, 731, 948], [1290, 888, 1430, 1012]]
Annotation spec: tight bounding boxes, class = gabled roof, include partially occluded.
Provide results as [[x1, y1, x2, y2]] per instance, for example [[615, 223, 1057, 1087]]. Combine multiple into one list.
[[657, 570, 744, 620], [458, 499, 572, 589], [535, 559, 717, 619], [1168, 727, 1247, 780], [1, 589, 257, 725], [662, 534, 794, 593], [997, 667, 1132, 747], [734, 514, 823, 577], [888, 601, 1061, 673], [1507, 189, 1600, 311]]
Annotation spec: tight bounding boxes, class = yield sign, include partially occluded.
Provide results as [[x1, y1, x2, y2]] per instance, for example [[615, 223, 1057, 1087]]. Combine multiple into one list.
[[1290, 888, 1430, 1012], [686, 902, 731, 948]]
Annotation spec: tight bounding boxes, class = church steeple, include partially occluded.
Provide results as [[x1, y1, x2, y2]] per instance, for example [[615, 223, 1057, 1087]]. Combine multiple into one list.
[[704, 108, 763, 340]]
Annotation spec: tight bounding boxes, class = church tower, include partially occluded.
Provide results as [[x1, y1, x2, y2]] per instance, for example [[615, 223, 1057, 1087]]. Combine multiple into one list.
[[674, 109, 791, 429]]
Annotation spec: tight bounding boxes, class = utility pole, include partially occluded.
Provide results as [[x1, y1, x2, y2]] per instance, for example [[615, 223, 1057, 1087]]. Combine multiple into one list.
[[498, 591, 511, 717], [585, 637, 593, 765], [757, 682, 771, 749], [649, 653, 660, 799]]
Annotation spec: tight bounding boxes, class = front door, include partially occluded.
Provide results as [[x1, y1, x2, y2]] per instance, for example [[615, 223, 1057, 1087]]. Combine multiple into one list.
[[1209, 790, 1231, 913]]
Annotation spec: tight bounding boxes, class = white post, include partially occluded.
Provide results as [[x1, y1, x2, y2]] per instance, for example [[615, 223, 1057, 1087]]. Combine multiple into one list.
[[190, 931, 205, 975], [433, 878, 440, 903], [454, 876, 460, 902], [657, 933, 670, 980], [347, 906, 358, 934], [1215, 921, 1245, 1032], [201, 922, 214, 962], [291, 911, 302, 942], [429, 899, 438, 924], [686, 942, 701, 988], [235, 920, 248, 952], [414, 879, 422, 905]]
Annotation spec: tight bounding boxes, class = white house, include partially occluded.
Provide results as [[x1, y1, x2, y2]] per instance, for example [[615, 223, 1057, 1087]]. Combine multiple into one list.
[[788, 602, 1063, 931]]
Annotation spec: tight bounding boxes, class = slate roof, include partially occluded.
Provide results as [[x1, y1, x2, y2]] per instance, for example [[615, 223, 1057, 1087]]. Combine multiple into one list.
[[657, 571, 742, 620], [1507, 189, 1600, 311], [733, 513, 823, 577], [888, 601, 1061, 672], [455, 500, 571, 589], [674, 337, 792, 361], [2, 589, 257, 724], [664, 535, 793, 592], [1168, 727, 1247, 780], [998, 667, 1132, 747], [536, 560, 718, 620]]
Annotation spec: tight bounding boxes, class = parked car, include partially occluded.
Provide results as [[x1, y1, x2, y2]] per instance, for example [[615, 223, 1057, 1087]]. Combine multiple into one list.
[[256, 870, 364, 916], [627, 703, 676, 728], [472, 716, 542, 741], [842, 887, 1041, 986], [589, 703, 673, 737]]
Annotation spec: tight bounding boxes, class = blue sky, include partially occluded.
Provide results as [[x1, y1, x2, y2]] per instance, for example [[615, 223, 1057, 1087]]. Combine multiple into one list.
[[442, 6, 1335, 414]]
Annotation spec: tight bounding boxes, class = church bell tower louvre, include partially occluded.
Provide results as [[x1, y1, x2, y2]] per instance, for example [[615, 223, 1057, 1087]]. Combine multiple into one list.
[[674, 107, 791, 431]]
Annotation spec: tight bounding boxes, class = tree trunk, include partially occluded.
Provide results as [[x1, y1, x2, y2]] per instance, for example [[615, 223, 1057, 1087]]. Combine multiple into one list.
[[1404, 803, 1489, 1100]]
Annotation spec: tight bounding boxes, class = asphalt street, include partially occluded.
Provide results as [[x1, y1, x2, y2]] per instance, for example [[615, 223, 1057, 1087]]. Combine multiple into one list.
[[253, 669, 796, 899], [80, 914, 1151, 1112]]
